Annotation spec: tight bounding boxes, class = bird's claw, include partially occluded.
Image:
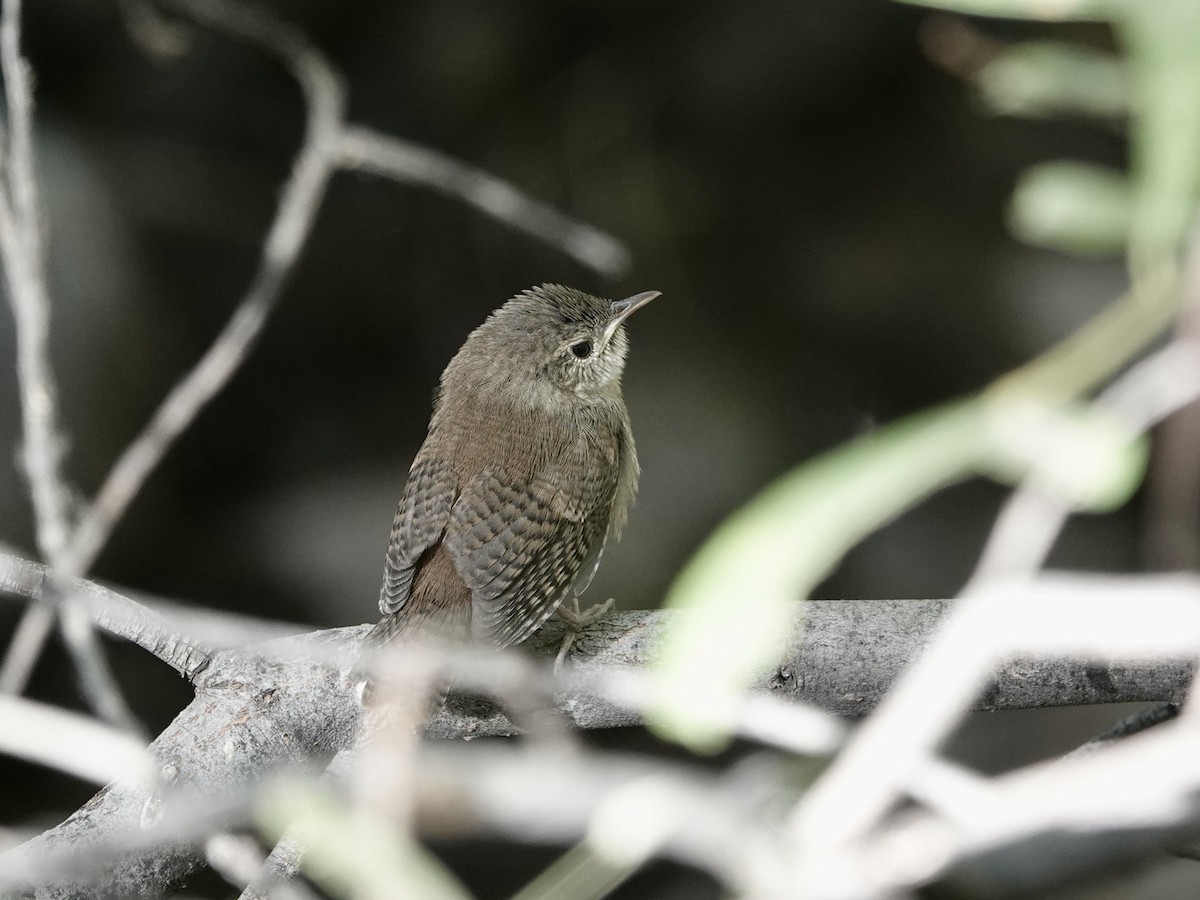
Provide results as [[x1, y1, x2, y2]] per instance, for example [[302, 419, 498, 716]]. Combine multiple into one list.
[[554, 597, 615, 671]]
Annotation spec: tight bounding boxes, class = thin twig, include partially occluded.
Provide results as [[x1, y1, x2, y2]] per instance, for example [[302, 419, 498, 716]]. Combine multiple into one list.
[[967, 230, 1200, 589], [0, 578, 136, 726], [58, 601, 144, 734], [207, 833, 321, 900], [0, 604, 53, 693], [509, 775, 701, 900], [965, 339, 1200, 589], [0, 0, 138, 731], [788, 328, 1200, 850], [0, 0, 68, 704], [0, 694, 152, 785], [414, 742, 781, 894], [807, 714, 1200, 900], [236, 831, 308, 900], [5, 0, 335, 720], [337, 126, 632, 277], [1065, 701, 1179, 760], [0, 0, 70, 563], [64, 0, 346, 577], [64, 0, 635, 581], [787, 569, 1200, 848]]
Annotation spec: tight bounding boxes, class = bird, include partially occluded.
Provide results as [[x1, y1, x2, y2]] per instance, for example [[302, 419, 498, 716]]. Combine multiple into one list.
[[368, 284, 658, 656]]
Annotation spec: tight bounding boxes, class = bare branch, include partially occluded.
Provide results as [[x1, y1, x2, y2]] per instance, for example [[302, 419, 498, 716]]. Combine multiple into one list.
[[0, 0, 140, 731], [0, 0, 71, 564], [207, 833, 321, 900], [3, 0, 635, 715], [1066, 701, 1179, 760], [0, 603, 53, 693], [787, 574, 1200, 849], [789, 326, 1200, 861], [59, 601, 146, 734], [0, 0, 72, 704], [415, 745, 778, 896], [236, 831, 308, 900], [4, 589, 1194, 898], [336, 126, 632, 277], [967, 338, 1200, 589], [807, 714, 1200, 900], [63, 0, 346, 578], [61, 0, 634, 580], [0, 552, 214, 681], [0, 694, 152, 785]]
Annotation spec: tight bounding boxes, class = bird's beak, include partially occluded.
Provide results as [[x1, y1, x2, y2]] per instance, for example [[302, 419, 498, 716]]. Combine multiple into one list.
[[601, 290, 660, 347]]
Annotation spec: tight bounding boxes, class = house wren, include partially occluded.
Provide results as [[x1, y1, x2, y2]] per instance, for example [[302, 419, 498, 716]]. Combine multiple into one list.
[[369, 284, 658, 650]]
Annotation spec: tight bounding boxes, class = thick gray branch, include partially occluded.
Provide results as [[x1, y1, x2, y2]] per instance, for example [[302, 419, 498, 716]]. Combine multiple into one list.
[[2, 628, 362, 899], [528, 600, 1193, 725], [3, 599, 1193, 897]]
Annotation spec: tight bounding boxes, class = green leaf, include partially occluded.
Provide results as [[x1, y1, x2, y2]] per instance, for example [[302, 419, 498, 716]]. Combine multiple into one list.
[[257, 779, 472, 900], [649, 401, 992, 752], [649, 388, 1151, 753], [1008, 162, 1133, 255], [981, 399, 1149, 511], [891, 0, 1108, 21], [977, 42, 1128, 118], [1114, 0, 1200, 263]]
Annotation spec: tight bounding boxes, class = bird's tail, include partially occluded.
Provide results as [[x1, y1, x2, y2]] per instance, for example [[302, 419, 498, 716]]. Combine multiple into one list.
[[357, 601, 471, 715]]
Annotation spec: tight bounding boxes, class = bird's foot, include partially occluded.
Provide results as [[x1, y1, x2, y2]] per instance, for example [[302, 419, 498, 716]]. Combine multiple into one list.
[[554, 597, 615, 670], [557, 595, 614, 629]]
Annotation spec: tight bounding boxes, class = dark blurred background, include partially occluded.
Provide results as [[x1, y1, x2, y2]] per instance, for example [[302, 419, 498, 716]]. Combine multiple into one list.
[[0, 0, 1135, 625], [3, 0, 1185, 896]]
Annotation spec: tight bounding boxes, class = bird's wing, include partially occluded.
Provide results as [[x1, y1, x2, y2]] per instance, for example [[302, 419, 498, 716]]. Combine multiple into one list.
[[379, 453, 457, 616], [444, 443, 618, 648]]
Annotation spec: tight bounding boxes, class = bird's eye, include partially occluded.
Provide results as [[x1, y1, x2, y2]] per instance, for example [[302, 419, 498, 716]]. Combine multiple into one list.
[[569, 340, 593, 359]]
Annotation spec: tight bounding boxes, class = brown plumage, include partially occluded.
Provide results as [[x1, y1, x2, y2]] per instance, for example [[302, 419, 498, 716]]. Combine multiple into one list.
[[369, 284, 657, 649]]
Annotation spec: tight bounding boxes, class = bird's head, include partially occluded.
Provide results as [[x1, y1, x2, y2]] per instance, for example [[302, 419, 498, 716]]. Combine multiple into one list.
[[449, 284, 658, 405]]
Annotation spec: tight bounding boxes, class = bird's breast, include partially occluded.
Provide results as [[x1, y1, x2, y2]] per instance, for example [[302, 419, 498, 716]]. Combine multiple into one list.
[[433, 389, 624, 486]]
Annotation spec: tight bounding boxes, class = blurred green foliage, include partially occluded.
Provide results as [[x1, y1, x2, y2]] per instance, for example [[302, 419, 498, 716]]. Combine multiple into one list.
[[259, 778, 471, 900], [1009, 162, 1132, 255], [652, 0, 1200, 752], [977, 42, 1128, 119], [651, 401, 988, 750]]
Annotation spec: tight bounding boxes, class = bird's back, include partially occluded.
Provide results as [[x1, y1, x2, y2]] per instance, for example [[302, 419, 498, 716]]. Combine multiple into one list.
[[370, 387, 632, 648]]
